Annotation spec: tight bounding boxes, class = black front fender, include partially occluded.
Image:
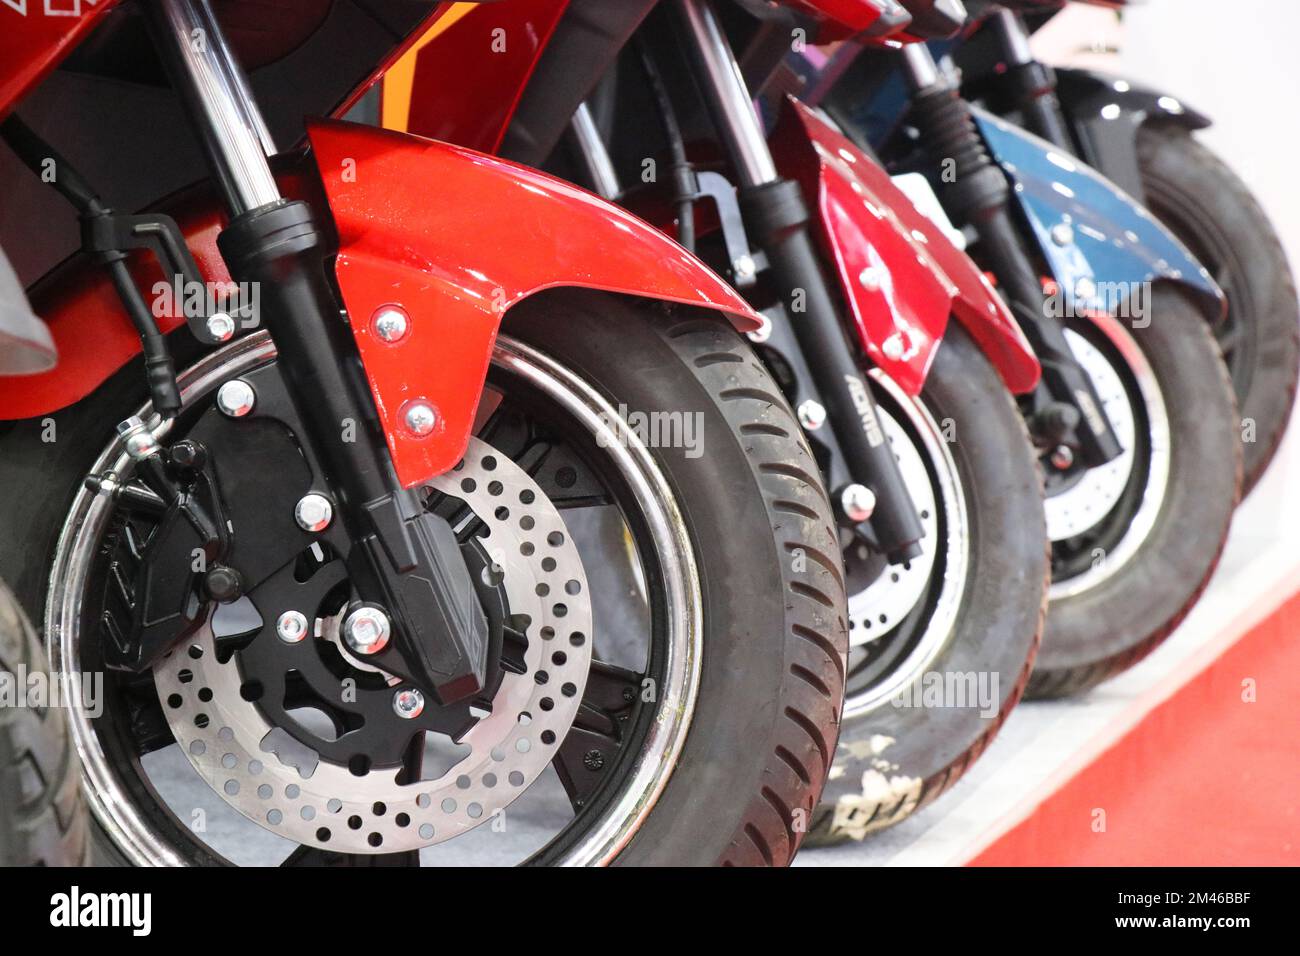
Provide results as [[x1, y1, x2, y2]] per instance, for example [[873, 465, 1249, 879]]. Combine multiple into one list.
[[1053, 67, 1211, 199]]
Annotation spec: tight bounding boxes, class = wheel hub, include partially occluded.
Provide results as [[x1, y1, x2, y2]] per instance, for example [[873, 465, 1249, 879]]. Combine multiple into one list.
[[1043, 328, 1138, 542], [841, 372, 968, 720], [153, 436, 594, 854], [845, 403, 939, 648]]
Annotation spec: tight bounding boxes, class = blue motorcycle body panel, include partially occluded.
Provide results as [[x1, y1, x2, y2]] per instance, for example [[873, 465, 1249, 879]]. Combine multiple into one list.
[[972, 106, 1225, 322]]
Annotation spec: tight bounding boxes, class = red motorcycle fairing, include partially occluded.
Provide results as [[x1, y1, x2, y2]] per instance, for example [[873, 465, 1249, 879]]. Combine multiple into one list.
[[771, 98, 1040, 395], [393, 0, 568, 154], [0, 0, 119, 119], [0, 121, 762, 489]]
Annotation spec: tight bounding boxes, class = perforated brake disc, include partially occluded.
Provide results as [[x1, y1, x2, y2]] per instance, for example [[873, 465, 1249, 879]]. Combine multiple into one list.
[[847, 405, 940, 646], [1044, 328, 1138, 542], [153, 437, 593, 854]]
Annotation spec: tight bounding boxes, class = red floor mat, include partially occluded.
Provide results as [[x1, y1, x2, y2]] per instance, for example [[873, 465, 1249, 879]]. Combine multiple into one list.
[[971, 591, 1300, 866]]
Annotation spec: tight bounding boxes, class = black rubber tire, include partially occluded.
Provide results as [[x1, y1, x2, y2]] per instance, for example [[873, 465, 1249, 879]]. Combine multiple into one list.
[[0, 291, 848, 867], [1137, 123, 1300, 496], [510, 294, 848, 866], [0, 577, 89, 866], [805, 325, 1047, 845], [1028, 286, 1241, 699]]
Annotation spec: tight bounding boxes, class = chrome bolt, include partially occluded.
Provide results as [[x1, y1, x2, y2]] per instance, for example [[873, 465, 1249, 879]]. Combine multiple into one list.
[[797, 399, 827, 431], [276, 610, 309, 644], [206, 312, 236, 342], [403, 402, 438, 437], [392, 688, 425, 720], [858, 267, 883, 293], [215, 379, 256, 418], [294, 493, 333, 533], [840, 483, 877, 523], [733, 255, 757, 280], [1050, 222, 1075, 246], [1050, 445, 1075, 471], [343, 606, 391, 656], [372, 306, 410, 343], [116, 417, 160, 461]]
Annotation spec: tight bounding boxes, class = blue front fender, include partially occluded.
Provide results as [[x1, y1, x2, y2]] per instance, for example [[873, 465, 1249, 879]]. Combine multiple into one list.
[[973, 106, 1225, 324]]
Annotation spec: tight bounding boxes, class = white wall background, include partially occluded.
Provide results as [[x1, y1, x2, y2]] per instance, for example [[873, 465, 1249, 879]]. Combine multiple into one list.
[[1035, 0, 1300, 524], [1034, 0, 1300, 276]]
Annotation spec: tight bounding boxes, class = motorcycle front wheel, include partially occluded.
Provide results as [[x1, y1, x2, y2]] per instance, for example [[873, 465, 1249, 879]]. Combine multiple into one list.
[[1029, 286, 1240, 698], [806, 325, 1047, 844], [1137, 123, 1300, 495], [0, 290, 847, 866]]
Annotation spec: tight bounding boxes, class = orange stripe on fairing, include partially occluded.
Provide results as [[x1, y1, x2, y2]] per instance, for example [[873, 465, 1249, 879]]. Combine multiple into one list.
[[970, 590, 1300, 866], [381, 3, 478, 133]]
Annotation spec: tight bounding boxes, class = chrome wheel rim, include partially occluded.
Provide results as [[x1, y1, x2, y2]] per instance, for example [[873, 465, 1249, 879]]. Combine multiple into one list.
[[843, 370, 969, 719], [1046, 314, 1171, 600], [46, 331, 701, 866]]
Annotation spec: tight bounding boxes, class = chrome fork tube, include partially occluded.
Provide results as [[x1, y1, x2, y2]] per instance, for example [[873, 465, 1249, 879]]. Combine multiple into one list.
[[991, 7, 1035, 68], [899, 42, 943, 93], [144, 0, 280, 215], [672, 0, 777, 188], [568, 103, 621, 201]]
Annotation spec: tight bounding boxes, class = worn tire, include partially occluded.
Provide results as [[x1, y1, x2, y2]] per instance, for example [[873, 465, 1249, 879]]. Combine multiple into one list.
[[806, 326, 1047, 845], [1028, 287, 1240, 698], [1137, 123, 1300, 495], [0, 577, 88, 866]]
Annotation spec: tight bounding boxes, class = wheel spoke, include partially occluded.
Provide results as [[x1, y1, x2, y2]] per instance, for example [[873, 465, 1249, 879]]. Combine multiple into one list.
[[551, 660, 641, 813]]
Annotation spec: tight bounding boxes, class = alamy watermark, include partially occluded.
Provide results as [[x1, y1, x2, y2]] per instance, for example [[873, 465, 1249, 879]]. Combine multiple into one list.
[[891, 670, 1000, 719], [0, 665, 103, 718], [1045, 278, 1152, 328], [597, 403, 705, 459], [152, 276, 261, 329]]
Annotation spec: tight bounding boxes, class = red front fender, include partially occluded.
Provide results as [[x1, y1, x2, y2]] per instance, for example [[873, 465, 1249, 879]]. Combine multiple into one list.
[[308, 119, 760, 485], [771, 99, 1040, 396], [1, 121, 761, 488]]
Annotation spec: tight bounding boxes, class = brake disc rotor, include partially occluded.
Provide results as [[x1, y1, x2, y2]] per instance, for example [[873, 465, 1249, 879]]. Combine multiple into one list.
[[153, 436, 593, 854], [841, 371, 969, 720], [1044, 328, 1137, 542], [846, 404, 939, 647]]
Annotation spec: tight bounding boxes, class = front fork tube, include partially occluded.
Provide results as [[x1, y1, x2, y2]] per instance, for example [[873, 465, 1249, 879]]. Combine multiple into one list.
[[144, 0, 397, 537], [901, 45, 1122, 466], [988, 8, 1074, 151], [673, 0, 924, 560], [142, 0, 488, 701], [744, 181, 925, 561]]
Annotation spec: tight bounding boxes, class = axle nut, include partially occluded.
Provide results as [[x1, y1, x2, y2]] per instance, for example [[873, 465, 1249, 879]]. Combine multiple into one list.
[[797, 399, 827, 431], [343, 606, 391, 656], [840, 483, 876, 524]]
